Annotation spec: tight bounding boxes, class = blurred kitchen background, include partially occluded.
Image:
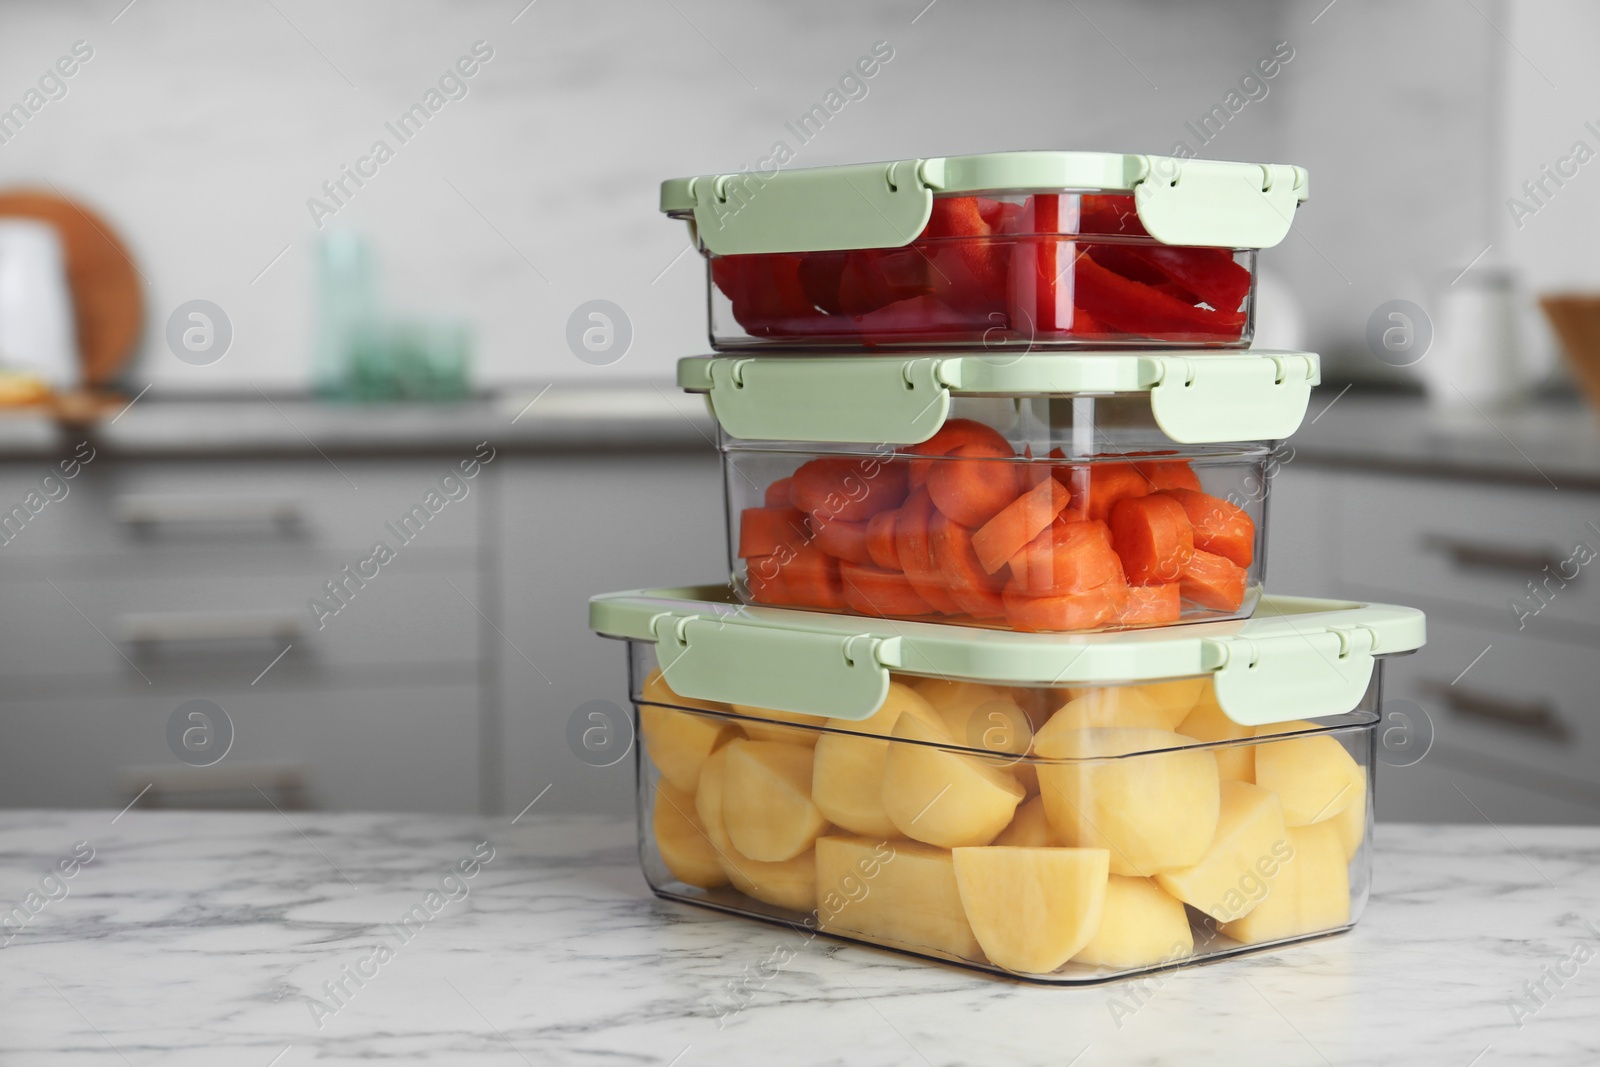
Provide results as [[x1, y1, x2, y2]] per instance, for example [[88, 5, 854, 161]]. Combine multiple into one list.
[[2, 0, 1598, 824]]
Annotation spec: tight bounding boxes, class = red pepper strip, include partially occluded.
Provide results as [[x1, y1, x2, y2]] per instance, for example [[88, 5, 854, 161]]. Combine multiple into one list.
[[1077, 194, 1147, 236], [1118, 245, 1252, 313], [1072, 253, 1246, 337]]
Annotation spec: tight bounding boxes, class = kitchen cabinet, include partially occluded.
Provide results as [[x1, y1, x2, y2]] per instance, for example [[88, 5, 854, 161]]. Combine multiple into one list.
[[1266, 463, 1600, 824]]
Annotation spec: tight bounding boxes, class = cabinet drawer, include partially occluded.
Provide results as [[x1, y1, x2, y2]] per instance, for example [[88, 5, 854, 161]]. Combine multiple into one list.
[[1385, 618, 1600, 802], [0, 457, 483, 563], [1339, 475, 1600, 631], [0, 568, 482, 685], [0, 684, 479, 812]]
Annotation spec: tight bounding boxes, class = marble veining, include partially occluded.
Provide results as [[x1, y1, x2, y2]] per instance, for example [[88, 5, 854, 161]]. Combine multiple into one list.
[[1, 810, 1597, 1065]]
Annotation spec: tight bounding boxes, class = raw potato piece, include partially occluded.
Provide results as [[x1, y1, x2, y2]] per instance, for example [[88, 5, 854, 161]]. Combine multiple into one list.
[[1254, 723, 1362, 825], [913, 680, 1013, 736], [811, 682, 941, 838], [653, 782, 729, 889], [882, 714, 1025, 848], [1219, 822, 1350, 945], [731, 703, 829, 746], [1036, 728, 1220, 876], [816, 836, 981, 960], [722, 740, 829, 861], [1176, 689, 1255, 783], [952, 846, 1110, 974], [1329, 767, 1369, 860], [993, 795, 1060, 847], [1074, 876, 1194, 970], [1154, 781, 1288, 922], [1038, 685, 1178, 734], [1125, 678, 1208, 729], [695, 747, 816, 912], [640, 705, 741, 795]]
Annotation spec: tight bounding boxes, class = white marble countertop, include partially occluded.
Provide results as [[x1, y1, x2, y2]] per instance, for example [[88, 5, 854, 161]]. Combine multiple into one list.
[[4, 810, 1598, 1066]]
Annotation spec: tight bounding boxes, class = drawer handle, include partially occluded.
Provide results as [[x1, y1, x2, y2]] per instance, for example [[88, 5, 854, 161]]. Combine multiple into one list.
[[114, 494, 303, 529], [118, 611, 303, 645], [1423, 681, 1569, 740], [1420, 534, 1568, 578]]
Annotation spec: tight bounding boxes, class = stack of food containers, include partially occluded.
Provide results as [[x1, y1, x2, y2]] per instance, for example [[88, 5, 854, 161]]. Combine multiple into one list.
[[589, 152, 1426, 983]]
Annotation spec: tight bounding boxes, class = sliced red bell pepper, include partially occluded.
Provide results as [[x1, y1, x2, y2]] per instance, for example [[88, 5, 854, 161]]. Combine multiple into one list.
[[1073, 254, 1246, 340]]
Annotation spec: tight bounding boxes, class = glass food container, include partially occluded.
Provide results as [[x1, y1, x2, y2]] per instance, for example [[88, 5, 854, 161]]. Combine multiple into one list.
[[589, 586, 1424, 984], [681, 351, 1317, 632], [660, 152, 1309, 351]]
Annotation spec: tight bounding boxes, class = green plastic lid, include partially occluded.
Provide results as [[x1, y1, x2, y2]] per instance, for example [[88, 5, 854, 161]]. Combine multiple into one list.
[[679, 351, 1320, 446], [589, 586, 1424, 727], [660, 151, 1310, 256]]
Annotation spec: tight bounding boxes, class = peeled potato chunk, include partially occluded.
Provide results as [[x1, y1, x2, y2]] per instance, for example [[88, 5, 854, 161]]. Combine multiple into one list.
[[1219, 822, 1350, 945], [1036, 728, 1220, 876], [913, 679, 1012, 734], [993, 795, 1060, 847], [653, 781, 728, 889], [1040, 686, 1171, 734], [812, 682, 940, 838], [1176, 691, 1255, 783], [816, 836, 980, 960], [952, 846, 1110, 974], [1155, 781, 1289, 922], [640, 705, 741, 794], [1074, 875, 1193, 970], [882, 714, 1025, 848], [722, 739, 829, 862], [731, 703, 829, 746], [1253, 722, 1362, 825], [695, 747, 815, 912], [1329, 767, 1369, 860]]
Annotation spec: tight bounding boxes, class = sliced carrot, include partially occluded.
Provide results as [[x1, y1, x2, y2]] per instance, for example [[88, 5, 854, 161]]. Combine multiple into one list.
[[866, 510, 902, 570], [895, 488, 962, 615], [1008, 519, 1125, 597], [840, 561, 934, 617], [811, 515, 873, 564], [1062, 463, 1152, 522], [1108, 493, 1195, 585], [927, 443, 1022, 527], [1002, 579, 1129, 632], [1116, 583, 1181, 627], [775, 544, 845, 610], [1160, 488, 1255, 567], [1137, 459, 1202, 493], [791, 456, 908, 523], [1180, 550, 1247, 612], [906, 418, 1014, 488], [930, 511, 1007, 618], [764, 476, 795, 507], [744, 554, 788, 605], [971, 475, 1070, 574], [737, 506, 810, 559]]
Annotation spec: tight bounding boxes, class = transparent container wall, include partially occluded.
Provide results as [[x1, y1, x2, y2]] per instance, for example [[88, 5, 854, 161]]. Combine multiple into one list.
[[723, 412, 1270, 632], [629, 642, 1378, 984], [680, 193, 1257, 351]]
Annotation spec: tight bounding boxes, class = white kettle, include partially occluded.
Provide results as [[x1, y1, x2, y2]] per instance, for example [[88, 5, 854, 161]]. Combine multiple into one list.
[[0, 219, 79, 391]]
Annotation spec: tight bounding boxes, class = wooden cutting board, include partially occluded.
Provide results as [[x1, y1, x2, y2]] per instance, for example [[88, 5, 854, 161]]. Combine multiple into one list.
[[0, 188, 144, 386]]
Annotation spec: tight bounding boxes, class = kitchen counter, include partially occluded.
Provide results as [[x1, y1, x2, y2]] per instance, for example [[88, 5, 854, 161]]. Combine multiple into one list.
[[6, 810, 1597, 1065], [0, 384, 717, 459], [1289, 390, 1600, 489]]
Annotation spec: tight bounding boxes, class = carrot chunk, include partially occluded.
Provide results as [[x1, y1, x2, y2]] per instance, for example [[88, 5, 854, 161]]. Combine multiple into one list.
[[971, 475, 1070, 574], [930, 511, 1007, 619], [1108, 493, 1196, 586], [1116, 583, 1181, 627], [1160, 488, 1255, 567], [1063, 464, 1152, 522], [1002, 580, 1129, 632], [791, 456, 908, 523], [926, 444, 1022, 527], [1180, 550, 1248, 612], [839, 562, 934, 617], [764, 477, 795, 507], [811, 516, 873, 565], [894, 488, 962, 615], [866, 510, 901, 570], [737, 506, 810, 560], [906, 418, 1015, 488], [1008, 519, 1125, 597]]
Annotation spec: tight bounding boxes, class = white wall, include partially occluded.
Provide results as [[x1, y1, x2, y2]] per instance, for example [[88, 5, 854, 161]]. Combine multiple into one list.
[[2, 0, 1550, 390], [2, 0, 1290, 393]]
